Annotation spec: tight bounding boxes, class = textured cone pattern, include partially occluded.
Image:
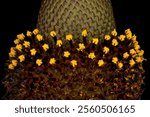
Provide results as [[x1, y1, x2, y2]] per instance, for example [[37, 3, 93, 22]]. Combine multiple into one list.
[[37, 0, 116, 40]]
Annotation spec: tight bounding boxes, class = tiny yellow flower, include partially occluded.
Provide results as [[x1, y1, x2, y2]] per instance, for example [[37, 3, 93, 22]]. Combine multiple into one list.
[[118, 35, 125, 41], [88, 52, 96, 59], [118, 62, 123, 69], [98, 59, 104, 67], [14, 39, 20, 44], [133, 40, 138, 45], [103, 46, 110, 54], [130, 49, 136, 55], [132, 34, 137, 42], [82, 30, 87, 37], [33, 29, 39, 35], [56, 40, 63, 47], [64, 51, 70, 58], [135, 57, 143, 63], [30, 48, 37, 56], [112, 57, 118, 64], [123, 52, 129, 59], [134, 44, 140, 50], [77, 43, 85, 51], [9, 47, 16, 57], [8, 64, 14, 70], [111, 29, 117, 36], [50, 31, 56, 37], [104, 35, 111, 41], [17, 33, 25, 40], [49, 58, 56, 65], [36, 59, 43, 66], [23, 41, 30, 48], [112, 39, 118, 46], [129, 59, 135, 67], [36, 34, 43, 41], [26, 30, 32, 37], [138, 50, 144, 56], [18, 55, 25, 62], [125, 29, 132, 40], [92, 38, 99, 45], [11, 60, 18, 67], [16, 44, 22, 51], [42, 44, 49, 51], [70, 60, 77, 68], [66, 34, 73, 41]]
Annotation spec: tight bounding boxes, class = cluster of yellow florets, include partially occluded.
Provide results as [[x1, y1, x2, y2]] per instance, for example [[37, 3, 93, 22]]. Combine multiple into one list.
[[7, 28, 145, 71]]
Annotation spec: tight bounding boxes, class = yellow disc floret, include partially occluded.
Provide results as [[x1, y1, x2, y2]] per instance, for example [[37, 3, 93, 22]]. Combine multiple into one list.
[[92, 38, 99, 45], [30, 48, 37, 56], [50, 31, 56, 37], [49, 58, 56, 65], [70, 60, 77, 68], [56, 40, 63, 47], [18, 55, 25, 62], [42, 44, 49, 51], [103, 46, 110, 54], [36, 59, 43, 66], [66, 34, 73, 41], [88, 52, 96, 59], [64, 51, 70, 58], [112, 57, 118, 64], [98, 59, 104, 67]]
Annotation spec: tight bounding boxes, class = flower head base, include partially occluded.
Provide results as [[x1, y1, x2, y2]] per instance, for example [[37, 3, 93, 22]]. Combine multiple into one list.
[[30, 49, 37, 56], [70, 60, 77, 68], [56, 40, 63, 47], [50, 31, 56, 37], [36, 59, 42, 66], [104, 35, 111, 41], [17, 33, 25, 40], [36, 34, 43, 41], [77, 43, 85, 51], [112, 39, 118, 46], [66, 34, 73, 41], [111, 29, 117, 36], [103, 46, 110, 54], [49, 58, 56, 65], [92, 38, 99, 45], [64, 51, 70, 58], [4, 28, 145, 100], [88, 52, 96, 59], [42, 44, 49, 51], [18, 55, 25, 62], [112, 57, 118, 64], [82, 30, 87, 37], [98, 60, 104, 67], [33, 29, 39, 35]]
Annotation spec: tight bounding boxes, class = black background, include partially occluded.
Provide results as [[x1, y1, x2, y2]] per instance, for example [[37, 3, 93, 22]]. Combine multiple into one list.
[[0, 0, 149, 99]]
